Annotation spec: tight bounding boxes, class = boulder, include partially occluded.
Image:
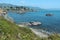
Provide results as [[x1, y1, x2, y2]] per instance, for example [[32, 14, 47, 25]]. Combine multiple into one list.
[[28, 22, 42, 26], [46, 13, 53, 16]]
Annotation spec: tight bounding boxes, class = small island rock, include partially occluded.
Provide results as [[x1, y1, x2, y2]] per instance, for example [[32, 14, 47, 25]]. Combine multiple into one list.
[[46, 13, 53, 16]]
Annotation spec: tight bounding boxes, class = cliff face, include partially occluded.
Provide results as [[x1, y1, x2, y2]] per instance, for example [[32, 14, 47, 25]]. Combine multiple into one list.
[[0, 17, 41, 40]]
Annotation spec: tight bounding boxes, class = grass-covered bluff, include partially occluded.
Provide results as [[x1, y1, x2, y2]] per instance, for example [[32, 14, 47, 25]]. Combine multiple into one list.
[[0, 17, 41, 40], [0, 17, 60, 40]]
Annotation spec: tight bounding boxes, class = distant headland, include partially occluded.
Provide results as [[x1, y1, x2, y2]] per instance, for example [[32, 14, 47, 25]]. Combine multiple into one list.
[[0, 3, 39, 14]]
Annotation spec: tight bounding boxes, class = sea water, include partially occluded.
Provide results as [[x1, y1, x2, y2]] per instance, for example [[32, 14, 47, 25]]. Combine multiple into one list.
[[7, 10, 60, 33]]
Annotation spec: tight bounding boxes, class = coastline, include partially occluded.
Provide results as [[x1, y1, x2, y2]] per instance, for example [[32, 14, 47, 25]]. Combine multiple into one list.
[[18, 24, 28, 27], [18, 24, 51, 38], [3, 13, 52, 38], [30, 28, 49, 38]]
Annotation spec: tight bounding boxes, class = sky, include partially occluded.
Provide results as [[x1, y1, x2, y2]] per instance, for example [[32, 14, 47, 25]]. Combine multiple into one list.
[[0, 0, 60, 9]]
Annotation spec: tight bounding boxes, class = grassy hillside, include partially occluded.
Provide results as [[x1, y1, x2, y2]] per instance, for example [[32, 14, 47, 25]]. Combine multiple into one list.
[[0, 17, 41, 40], [41, 34, 60, 40], [0, 16, 60, 40]]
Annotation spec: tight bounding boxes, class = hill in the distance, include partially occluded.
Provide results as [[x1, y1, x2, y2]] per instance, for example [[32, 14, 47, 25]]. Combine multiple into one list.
[[0, 3, 40, 13]]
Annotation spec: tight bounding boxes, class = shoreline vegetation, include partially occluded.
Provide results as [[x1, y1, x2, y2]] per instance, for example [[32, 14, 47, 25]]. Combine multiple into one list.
[[0, 17, 41, 40], [0, 3, 60, 40], [18, 24, 49, 38], [0, 16, 60, 40], [18, 24, 59, 38]]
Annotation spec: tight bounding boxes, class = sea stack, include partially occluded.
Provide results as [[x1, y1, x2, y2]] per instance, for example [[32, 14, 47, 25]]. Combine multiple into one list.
[[46, 13, 53, 16]]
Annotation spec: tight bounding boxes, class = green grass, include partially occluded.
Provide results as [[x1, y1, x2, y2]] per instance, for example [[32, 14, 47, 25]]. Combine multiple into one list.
[[47, 34, 60, 40], [41, 34, 60, 40], [0, 16, 60, 40], [0, 17, 41, 40]]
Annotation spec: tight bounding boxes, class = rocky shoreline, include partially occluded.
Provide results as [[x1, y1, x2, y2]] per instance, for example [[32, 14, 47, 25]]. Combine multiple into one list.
[[18, 24, 52, 38]]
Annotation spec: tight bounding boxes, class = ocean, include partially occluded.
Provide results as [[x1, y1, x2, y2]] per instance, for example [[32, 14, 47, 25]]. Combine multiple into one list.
[[7, 10, 60, 33]]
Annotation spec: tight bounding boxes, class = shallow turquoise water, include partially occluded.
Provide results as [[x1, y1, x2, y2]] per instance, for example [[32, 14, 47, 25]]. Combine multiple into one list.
[[7, 11, 60, 33]]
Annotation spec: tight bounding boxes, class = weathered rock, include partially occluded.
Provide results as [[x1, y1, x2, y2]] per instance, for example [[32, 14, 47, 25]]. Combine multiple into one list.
[[46, 14, 53, 16], [28, 22, 42, 26]]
